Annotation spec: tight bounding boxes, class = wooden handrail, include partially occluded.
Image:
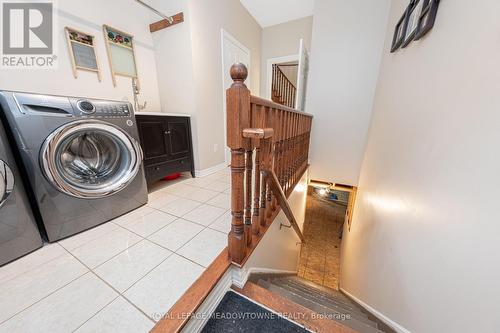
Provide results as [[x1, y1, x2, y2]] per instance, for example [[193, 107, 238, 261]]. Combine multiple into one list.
[[264, 169, 305, 243], [242, 128, 274, 139], [226, 63, 312, 265]]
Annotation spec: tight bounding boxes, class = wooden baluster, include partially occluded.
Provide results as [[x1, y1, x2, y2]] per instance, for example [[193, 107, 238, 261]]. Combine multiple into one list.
[[278, 110, 285, 189], [252, 105, 264, 236], [283, 112, 289, 189], [245, 148, 253, 247], [294, 113, 299, 189], [269, 109, 276, 212], [260, 106, 269, 227], [271, 65, 275, 94], [226, 63, 250, 264], [286, 79, 289, 105], [291, 113, 296, 191], [265, 108, 275, 220]]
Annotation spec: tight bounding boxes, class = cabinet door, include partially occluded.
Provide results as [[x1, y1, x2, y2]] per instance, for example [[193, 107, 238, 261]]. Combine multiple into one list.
[[165, 117, 191, 160], [137, 116, 169, 166]]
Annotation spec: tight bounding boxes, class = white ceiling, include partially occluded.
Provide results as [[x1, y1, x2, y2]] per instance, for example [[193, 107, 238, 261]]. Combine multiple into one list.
[[240, 0, 314, 28]]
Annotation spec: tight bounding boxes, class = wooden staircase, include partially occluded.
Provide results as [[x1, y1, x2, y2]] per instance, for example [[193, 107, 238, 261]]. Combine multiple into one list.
[[231, 274, 392, 333], [272, 64, 297, 108]]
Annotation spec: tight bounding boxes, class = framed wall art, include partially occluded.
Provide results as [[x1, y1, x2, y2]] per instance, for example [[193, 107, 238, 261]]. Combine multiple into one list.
[[402, 0, 426, 48], [65, 27, 101, 81], [415, 0, 440, 40], [103, 25, 139, 88], [390, 10, 409, 53]]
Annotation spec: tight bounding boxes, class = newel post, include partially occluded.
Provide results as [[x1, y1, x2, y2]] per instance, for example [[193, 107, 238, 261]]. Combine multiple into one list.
[[226, 63, 250, 264]]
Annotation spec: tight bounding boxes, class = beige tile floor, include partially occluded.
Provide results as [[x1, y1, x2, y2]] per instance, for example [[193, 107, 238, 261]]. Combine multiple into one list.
[[297, 188, 347, 290], [0, 169, 231, 333]]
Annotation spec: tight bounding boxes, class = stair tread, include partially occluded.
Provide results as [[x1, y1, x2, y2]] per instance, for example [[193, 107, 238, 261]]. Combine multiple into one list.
[[258, 280, 377, 332], [277, 278, 356, 304], [271, 279, 365, 315], [277, 277, 355, 304], [283, 277, 354, 303], [258, 280, 382, 333]]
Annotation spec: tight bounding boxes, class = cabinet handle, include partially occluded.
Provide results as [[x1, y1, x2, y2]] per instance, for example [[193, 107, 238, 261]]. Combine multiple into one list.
[[165, 130, 171, 135]]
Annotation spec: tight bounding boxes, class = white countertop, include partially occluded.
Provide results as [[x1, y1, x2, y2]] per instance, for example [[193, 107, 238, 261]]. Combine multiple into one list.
[[135, 111, 191, 117]]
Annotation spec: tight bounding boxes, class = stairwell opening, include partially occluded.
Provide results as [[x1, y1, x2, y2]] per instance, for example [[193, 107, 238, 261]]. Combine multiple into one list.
[[297, 181, 356, 290]]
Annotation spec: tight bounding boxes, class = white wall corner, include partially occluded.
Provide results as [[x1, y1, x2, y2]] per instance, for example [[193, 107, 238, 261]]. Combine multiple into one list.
[[340, 288, 412, 333]]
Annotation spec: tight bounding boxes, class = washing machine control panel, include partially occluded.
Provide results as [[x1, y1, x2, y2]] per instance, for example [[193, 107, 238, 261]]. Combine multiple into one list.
[[94, 104, 131, 117], [75, 100, 131, 118]]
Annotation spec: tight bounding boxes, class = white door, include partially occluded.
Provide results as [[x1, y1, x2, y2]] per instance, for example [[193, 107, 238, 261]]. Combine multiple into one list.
[[295, 39, 310, 111], [221, 30, 251, 164]]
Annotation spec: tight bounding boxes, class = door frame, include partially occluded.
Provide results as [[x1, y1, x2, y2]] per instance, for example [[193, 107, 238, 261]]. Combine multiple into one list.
[[266, 54, 299, 100], [220, 29, 251, 164]]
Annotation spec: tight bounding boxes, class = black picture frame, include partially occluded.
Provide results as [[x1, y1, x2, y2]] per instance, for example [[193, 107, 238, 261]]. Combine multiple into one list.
[[390, 9, 410, 53], [402, 0, 425, 48], [414, 0, 440, 40]]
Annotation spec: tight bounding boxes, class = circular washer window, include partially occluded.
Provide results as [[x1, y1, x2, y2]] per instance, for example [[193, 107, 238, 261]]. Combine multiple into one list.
[[40, 120, 142, 199]]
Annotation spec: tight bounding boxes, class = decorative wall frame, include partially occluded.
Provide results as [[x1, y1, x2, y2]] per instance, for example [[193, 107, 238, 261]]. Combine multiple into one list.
[[415, 0, 440, 40], [402, 0, 425, 48], [390, 10, 409, 53], [65, 27, 101, 81], [103, 25, 139, 88]]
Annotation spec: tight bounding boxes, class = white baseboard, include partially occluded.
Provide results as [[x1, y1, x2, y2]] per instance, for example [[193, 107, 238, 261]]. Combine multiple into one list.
[[194, 162, 228, 178], [232, 266, 297, 289], [340, 288, 411, 333]]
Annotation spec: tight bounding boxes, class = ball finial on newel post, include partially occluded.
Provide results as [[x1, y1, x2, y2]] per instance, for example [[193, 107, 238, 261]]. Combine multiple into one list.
[[230, 63, 248, 86]]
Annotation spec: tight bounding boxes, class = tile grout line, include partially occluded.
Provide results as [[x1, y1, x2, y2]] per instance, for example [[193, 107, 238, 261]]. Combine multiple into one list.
[[59, 245, 159, 327], [0, 171, 230, 329], [0, 268, 91, 327]]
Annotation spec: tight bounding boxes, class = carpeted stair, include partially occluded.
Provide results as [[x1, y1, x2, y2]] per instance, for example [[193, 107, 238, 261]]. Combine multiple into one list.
[[201, 290, 309, 333]]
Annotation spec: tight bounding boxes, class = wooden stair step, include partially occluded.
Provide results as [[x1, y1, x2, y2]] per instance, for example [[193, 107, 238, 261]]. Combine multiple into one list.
[[276, 278, 358, 307], [271, 279, 364, 315], [233, 282, 358, 333], [257, 280, 384, 333], [285, 277, 354, 303], [259, 280, 370, 322]]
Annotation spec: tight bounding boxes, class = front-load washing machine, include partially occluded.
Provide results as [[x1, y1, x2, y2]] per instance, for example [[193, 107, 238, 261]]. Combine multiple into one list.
[[0, 91, 148, 242], [0, 111, 43, 266]]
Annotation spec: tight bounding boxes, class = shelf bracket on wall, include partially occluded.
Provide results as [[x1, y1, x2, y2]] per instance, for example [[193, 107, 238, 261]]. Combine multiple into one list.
[[149, 12, 184, 33]]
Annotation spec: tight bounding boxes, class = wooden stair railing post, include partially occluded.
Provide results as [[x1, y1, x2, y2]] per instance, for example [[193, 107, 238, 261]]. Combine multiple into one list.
[[226, 63, 251, 264]]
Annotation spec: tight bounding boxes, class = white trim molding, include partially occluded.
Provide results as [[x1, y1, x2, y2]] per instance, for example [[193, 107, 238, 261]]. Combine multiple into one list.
[[194, 162, 228, 178], [181, 269, 233, 333], [340, 288, 412, 333], [232, 266, 297, 289], [220, 29, 251, 164]]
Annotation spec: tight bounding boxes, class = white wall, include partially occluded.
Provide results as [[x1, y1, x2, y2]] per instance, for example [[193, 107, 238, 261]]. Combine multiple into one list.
[[341, 1, 500, 332], [260, 16, 313, 97], [306, 0, 391, 185], [244, 171, 308, 275], [189, 0, 261, 171], [0, 0, 161, 111], [150, 0, 261, 172], [148, 0, 201, 171]]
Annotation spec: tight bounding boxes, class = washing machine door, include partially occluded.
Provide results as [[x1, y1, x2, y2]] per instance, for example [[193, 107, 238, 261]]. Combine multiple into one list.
[[0, 160, 14, 208], [40, 120, 143, 199]]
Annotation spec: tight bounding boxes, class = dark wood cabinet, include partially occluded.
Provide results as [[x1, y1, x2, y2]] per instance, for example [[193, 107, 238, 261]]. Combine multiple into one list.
[[136, 114, 194, 186]]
